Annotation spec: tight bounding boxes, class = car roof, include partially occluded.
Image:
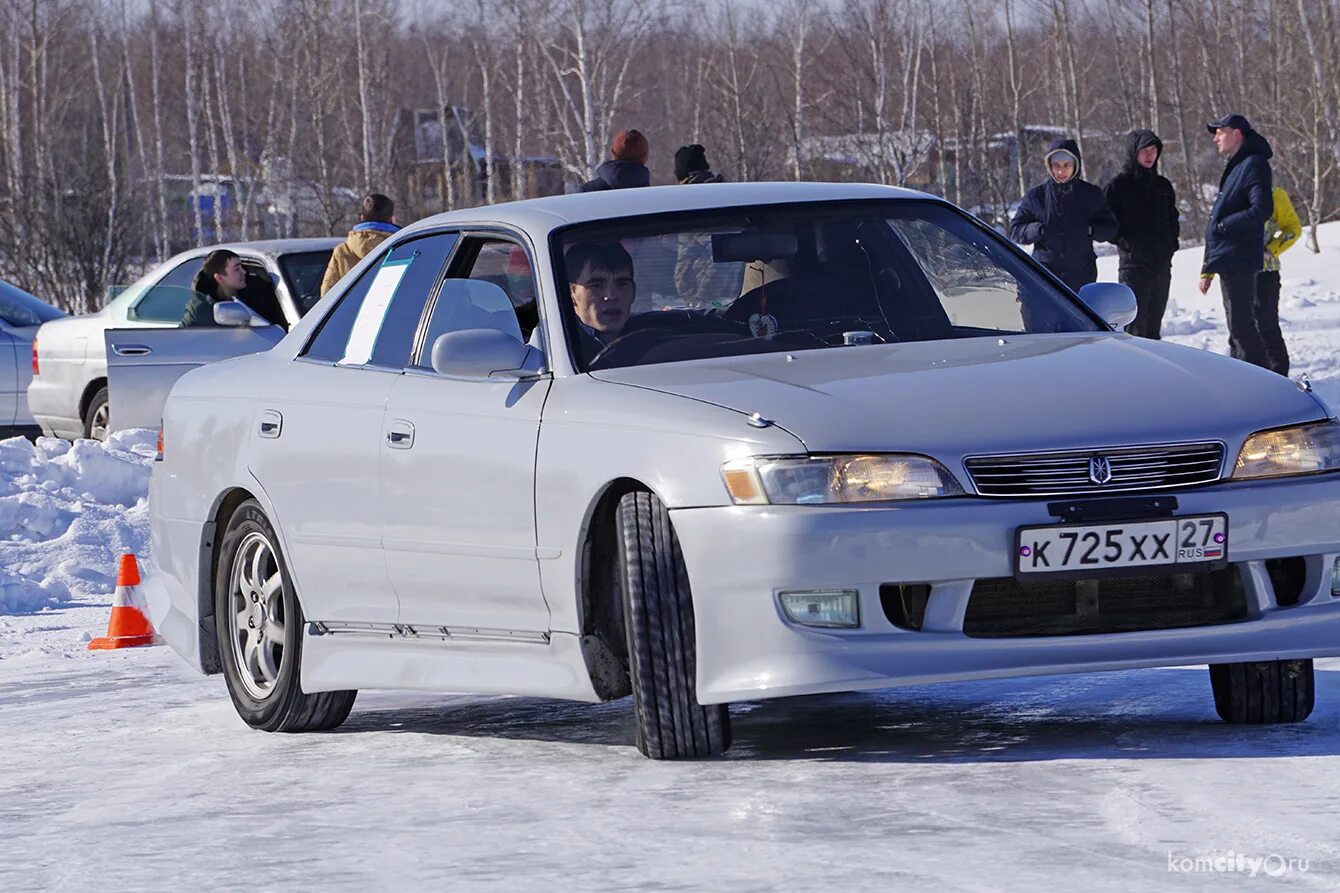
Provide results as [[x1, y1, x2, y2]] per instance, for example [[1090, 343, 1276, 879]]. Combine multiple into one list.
[[171, 237, 343, 263], [402, 181, 935, 236]]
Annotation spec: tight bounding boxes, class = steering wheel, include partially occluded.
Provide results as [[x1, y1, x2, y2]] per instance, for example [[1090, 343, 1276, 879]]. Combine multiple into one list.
[[586, 310, 753, 369], [586, 327, 679, 369]]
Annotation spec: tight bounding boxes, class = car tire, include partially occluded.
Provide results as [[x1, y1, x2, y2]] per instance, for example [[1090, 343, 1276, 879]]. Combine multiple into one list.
[[215, 499, 356, 732], [83, 385, 109, 441], [1209, 659, 1314, 724], [616, 490, 730, 759]]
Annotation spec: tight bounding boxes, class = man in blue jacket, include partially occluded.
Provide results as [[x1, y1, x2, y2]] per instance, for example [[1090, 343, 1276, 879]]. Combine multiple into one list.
[[1010, 138, 1119, 292], [1197, 114, 1273, 369]]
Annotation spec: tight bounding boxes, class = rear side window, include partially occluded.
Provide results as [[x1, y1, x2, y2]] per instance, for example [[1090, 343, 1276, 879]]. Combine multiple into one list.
[[303, 233, 458, 366]]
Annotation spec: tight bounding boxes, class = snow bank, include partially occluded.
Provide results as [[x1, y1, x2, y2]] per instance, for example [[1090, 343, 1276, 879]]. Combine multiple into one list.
[[0, 430, 157, 613]]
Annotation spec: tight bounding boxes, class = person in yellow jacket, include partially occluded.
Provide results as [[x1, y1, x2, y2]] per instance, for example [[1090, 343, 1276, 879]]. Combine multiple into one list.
[[320, 193, 400, 296], [1257, 185, 1301, 375]]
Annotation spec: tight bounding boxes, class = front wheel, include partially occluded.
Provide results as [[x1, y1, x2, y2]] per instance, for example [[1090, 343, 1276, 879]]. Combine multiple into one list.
[[1209, 659, 1314, 723], [83, 385, 109, 441], [616, 491, 730, 759], [215, 499, 356, 731]]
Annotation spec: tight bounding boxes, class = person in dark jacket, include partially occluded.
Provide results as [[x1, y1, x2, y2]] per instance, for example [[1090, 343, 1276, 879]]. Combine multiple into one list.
[[180, 249, 247, 327], [1010, 138, 1119, 292], [674, 144, 724, 184], [579, 129, 652, 192], [1104, 130, 1179, 339], [1196, 114, 1273, 369]]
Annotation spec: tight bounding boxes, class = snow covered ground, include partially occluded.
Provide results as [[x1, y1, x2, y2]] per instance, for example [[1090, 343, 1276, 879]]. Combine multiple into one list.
[[5, 230, 1340, 889]]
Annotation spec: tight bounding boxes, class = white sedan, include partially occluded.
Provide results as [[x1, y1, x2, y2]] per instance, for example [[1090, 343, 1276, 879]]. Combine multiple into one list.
[[28, 238, 337, 440], [144, 183, 1340, 759]]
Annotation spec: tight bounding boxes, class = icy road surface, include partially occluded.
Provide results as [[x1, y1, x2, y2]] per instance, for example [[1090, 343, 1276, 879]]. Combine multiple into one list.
[[2, 604, 1337, 890]]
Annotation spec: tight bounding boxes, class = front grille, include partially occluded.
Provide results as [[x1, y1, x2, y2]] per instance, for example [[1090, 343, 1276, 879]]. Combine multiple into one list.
[[963, 567, 1247, 637], [965, 442, 1225, 497]]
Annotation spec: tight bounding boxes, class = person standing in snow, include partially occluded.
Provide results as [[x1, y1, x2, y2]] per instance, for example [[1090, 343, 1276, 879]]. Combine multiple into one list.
[[674, 144, 724, 184], [1103, 130, 1180, 339], [1009, 138, 1119, 292], [1197, 114, 1274, 369], [579, 130, 652, 193], [320, 192, 400, 297], [1256, 185, 1302, 375]]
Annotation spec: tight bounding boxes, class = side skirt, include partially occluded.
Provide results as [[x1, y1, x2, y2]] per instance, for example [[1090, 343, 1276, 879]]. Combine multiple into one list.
[[299, 625, 602, 701]]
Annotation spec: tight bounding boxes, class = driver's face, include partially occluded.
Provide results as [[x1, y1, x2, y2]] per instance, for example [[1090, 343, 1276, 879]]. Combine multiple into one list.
[[571, 261, 636, 333]]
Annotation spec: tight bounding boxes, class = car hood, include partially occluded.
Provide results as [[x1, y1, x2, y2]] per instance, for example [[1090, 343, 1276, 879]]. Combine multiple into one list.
[[588, 333, 1327, 457]]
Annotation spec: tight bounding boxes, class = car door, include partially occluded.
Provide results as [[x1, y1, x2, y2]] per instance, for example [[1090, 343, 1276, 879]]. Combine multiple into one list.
[[104, 315, 286, 433], [0, 323, 16, 427], [379, 235, 552, 634], [247, 232, 460, 625]]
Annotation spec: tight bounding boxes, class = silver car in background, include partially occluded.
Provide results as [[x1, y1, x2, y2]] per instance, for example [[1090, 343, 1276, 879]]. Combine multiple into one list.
[[27, 238, 337, 440], [141, 183, 1340, 760], [0, 280, 66, 437]]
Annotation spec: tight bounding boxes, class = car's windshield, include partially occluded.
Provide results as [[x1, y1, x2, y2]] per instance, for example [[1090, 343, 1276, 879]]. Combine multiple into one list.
[[0, 280, 65, 327], [280, 250, 336, 315], [554, 200, 1103, 371]]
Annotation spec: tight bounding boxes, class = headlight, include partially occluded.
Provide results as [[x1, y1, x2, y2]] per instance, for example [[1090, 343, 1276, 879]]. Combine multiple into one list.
[[1233, 419, 1340, 480], [721, 454, 965, 505]]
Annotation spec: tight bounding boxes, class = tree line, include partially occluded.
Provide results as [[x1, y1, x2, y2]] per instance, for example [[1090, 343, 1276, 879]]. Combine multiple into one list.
[[1, 0, 1338, 312]]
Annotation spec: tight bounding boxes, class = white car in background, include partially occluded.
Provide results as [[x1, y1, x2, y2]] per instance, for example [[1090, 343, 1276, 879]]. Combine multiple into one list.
[[0, 280, 66, 438], [137, 183, 1340, 760], [27, 238, 338, 440]]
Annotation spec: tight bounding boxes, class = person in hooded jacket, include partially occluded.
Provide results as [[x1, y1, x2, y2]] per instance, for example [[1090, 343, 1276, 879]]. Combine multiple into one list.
[[579, 130, 652, 192], [674, 144, 724, 184], [1010, 138, 1119, 292], [1103, 130, 1179, 339], [320, 193, 400, 296], [1197, 114, 1273, 369]]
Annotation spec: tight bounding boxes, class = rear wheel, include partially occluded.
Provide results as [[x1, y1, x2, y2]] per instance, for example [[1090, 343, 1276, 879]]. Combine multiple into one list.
[[1209, 659, 1314, 723], [616, 490, 730, 759], [83, 385, 109, 441], [215, 499, 356, 731]]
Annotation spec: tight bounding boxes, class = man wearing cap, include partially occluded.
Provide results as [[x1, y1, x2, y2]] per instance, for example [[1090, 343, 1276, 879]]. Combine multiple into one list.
[[1197, 114, 1274, 369], [579, 129, 652, 192]]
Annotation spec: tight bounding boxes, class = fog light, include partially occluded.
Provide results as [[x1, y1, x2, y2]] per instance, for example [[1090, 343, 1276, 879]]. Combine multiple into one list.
[[778, 590, 860, 628], [1332, 557, 1340, 597]]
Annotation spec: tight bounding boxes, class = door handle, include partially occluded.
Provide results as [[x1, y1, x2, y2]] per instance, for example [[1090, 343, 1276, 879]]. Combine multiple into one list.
[[112, 343, 151, 357], [259, 410, 283, 439], [386, 419, 415, 450]]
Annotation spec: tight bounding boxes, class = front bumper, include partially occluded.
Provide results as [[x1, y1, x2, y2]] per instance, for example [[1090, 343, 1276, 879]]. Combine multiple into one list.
[[671, 473, 1340, 704]]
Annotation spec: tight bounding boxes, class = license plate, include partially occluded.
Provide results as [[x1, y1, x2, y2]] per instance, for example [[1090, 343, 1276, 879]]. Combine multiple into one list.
[[1016, 514, 1228, 577]]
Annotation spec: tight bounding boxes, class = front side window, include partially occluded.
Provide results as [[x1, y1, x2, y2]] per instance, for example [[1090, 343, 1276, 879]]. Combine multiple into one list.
[[304, 233, 458, 367], [128, 257, 205, 323], [279, 250, 336, 316], [554, 200, 1101, 371]]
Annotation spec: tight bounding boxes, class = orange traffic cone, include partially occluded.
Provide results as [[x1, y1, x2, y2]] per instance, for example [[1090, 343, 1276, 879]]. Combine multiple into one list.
[[88, 554, 160, 650]]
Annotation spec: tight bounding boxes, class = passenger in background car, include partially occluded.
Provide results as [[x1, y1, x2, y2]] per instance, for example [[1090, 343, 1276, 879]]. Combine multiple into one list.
[[319, 192, 400, 296], [179, 250, 246, 327]]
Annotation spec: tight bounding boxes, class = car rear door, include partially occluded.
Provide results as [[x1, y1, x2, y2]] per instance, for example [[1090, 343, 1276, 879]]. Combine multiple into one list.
[[378, 235, 552, 635], [246, 231, 461, 626], [104, 315, 285, 432], [0, 323, 16, 427]]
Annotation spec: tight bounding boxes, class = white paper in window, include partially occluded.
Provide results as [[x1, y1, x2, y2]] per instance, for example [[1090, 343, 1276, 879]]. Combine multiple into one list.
[[339, 258, 412, 365]]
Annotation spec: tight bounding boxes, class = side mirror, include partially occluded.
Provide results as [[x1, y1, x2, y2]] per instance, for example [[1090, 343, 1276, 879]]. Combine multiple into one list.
[[1077, 282, 1138, 329], [213, 300, 264, 327], [430, 328, 536, 378]]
